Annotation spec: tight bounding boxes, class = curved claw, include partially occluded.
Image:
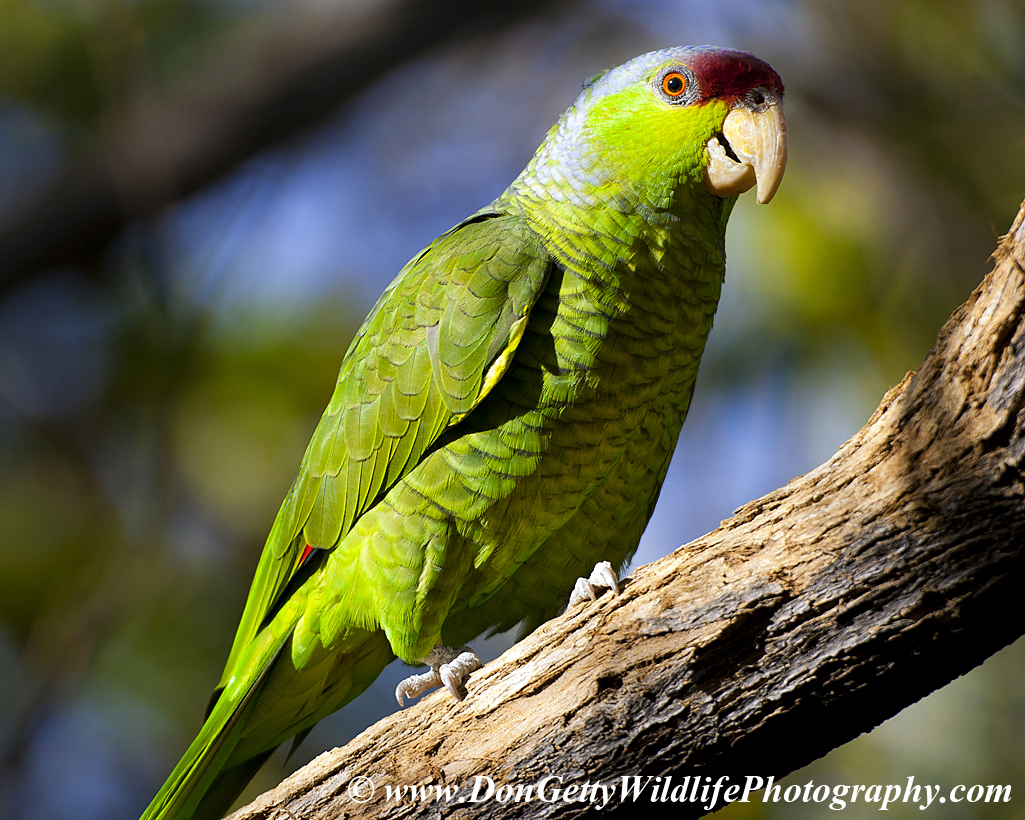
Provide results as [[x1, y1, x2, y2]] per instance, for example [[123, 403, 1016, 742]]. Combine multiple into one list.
[[568, 560, 621, 607], [395, 645, 482, 707], [439, 651, 482, 701]]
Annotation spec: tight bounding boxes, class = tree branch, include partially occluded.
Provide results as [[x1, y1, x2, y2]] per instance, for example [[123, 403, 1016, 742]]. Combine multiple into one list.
[[226, 198, 1025, 819]]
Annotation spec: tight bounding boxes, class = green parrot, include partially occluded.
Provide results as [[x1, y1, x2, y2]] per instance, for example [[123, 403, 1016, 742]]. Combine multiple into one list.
[[142, 45, 786, 820]]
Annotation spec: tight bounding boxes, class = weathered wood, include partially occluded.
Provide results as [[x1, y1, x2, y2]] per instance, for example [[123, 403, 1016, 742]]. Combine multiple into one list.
[[228, 200, 1025, 819]]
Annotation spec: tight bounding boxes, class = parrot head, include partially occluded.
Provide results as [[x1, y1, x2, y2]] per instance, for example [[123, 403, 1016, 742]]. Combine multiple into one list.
[[513, 46, 786, 218]]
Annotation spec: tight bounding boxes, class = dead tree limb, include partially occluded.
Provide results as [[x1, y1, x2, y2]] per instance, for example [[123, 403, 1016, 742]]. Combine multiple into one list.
[[226, 199, 1025, 819]]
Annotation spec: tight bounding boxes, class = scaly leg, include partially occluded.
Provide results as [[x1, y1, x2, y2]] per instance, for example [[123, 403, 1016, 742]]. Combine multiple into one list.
[[568, 560, 620, 606], [395, 645, 482, 707]]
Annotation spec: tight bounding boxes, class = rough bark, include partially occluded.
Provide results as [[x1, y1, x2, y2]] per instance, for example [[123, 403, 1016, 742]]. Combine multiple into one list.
[[0, 0, 569, 288], [227, 200, 1025, 820]]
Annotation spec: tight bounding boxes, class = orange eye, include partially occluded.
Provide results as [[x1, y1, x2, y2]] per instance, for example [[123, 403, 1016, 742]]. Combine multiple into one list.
[[662, 72, 687, 97]]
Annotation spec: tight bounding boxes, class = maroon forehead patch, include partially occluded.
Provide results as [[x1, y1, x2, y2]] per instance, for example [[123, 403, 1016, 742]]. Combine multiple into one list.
[[689, 50, 784, 101]]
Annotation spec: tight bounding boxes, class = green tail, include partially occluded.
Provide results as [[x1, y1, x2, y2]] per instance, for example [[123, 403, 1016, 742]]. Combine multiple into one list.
[[140, 634, 287, 820], [184, 752, 276, 820], [141, 619, 398, 820]]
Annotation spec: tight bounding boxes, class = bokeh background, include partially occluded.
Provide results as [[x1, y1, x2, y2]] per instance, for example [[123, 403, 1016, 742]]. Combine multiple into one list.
[[0, 0, 1023, 818]]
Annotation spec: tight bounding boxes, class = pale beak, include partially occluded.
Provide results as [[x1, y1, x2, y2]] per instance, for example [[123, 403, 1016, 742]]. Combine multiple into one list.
[[703, 100, 787, 204]]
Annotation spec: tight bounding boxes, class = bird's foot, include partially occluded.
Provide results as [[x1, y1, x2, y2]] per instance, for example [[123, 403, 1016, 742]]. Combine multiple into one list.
[[395, 645, 482, 708], [568, 560, 621, 607]]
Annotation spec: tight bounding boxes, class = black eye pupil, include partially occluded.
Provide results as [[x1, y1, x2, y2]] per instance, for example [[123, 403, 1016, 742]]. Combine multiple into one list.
[[752, 90, 765, 105], [667, 76, 682, 93]]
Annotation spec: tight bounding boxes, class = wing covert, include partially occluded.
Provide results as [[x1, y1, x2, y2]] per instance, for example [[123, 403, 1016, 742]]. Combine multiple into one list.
[[214, 209, 552, 690]]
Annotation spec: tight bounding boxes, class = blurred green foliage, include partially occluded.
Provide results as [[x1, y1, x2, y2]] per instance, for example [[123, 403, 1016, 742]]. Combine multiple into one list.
[[0, 0, 236, 125]]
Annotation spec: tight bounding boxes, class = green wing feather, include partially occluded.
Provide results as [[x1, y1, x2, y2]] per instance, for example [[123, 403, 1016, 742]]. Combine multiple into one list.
[[213, 208, 552, 696], [142, 208, 553, 820]]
